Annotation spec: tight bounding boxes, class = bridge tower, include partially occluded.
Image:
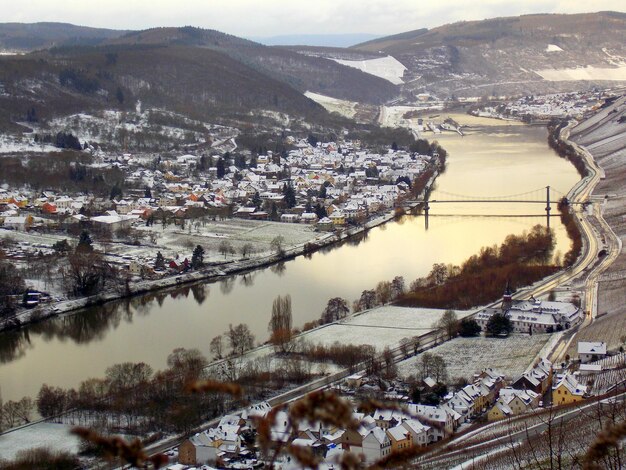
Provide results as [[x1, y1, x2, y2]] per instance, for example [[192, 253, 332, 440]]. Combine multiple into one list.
[[545, 186, 551, 228], [424, 200, 429, 230]]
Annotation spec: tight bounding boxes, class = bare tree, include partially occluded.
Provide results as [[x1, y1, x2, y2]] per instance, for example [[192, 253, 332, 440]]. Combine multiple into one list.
[[227, 323, 255, 356], [240, 243, 254, 259], [210, 335, 224, 360], [356, 289, 377, 312], [268, 295, 294, 353], [391, 275, 405, 299], [62, 251, 114, 297], [270, 235, 285, 256], [218, 240, 234, 259], [375, 281, 392, 305], [166, 348, 207, 381], [437, 309, 459, 340]]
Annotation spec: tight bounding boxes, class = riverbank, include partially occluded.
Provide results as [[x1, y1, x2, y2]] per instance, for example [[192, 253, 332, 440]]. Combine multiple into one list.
[[0, 197, 434, 334], [561, 95, 626, 355]]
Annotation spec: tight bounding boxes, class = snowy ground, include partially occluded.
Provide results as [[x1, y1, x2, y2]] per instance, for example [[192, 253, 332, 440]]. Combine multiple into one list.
[[332, 56, 407, 85], [398, 334, 551, 382], [534, 65, 626, 81], [131, 218, 321, 263], [0, 134, 59, 154], [301, 306, 471, 351], [0, 422, 80, 460]]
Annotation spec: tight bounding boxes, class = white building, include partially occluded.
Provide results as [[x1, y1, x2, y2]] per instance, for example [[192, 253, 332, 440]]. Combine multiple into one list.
[[476, 286, 583, 334], [578, 341, 607, 364]]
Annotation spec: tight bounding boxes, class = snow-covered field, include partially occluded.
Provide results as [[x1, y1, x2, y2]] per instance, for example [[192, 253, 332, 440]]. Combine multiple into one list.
[[131, 218, 321, 263], [0, 134, 59, 154], [332, 55, 407, 85], [534, 65, 626, 81], [301, 306, 471, 351], [0, 423, 80, 460], [398, 334, 550, 382]]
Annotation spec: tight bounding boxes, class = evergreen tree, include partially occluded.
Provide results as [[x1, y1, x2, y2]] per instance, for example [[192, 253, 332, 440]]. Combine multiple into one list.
[[216, 158, 226, 178], [486, 313, 513, 337], [155, 251, 166, 270], [314, 203, 327, 219], [115, 87, 125, 104], [110, 185, 123, 201], [191, 245, 205, 269], [77, 231, 93, 252], [283, 184, 296, 208]]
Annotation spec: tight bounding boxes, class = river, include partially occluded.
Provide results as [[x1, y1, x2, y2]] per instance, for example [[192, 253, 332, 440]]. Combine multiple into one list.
[[0, 114, 580, 402]]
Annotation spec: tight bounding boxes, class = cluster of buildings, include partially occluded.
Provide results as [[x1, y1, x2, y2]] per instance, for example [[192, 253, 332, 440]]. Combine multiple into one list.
[[475, 287, 584, 334], [471, 90, 610, 121], [1, 138, 434, 233], [171, 336, 626, 469]]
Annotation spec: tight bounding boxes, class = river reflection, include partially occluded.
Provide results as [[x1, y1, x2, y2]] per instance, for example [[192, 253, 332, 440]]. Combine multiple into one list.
[[0, 115, 581, 401]]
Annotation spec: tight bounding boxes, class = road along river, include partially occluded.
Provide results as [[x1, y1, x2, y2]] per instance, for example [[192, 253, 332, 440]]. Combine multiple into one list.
[[0, 114, 581, 401]]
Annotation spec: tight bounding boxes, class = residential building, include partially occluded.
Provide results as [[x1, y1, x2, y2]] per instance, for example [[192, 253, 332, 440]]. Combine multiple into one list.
[[578, 341, 607, 364]]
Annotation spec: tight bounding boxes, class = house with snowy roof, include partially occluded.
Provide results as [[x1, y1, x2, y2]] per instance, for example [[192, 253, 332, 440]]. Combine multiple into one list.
[[512, 358, 553, 395], [387, 424, 412, 453], [487, 387, 541, 421], [552, 373, 587, 405], [362, 427, 392, 463], [476, 287, 583, 334], [578, 341, 607, 364]]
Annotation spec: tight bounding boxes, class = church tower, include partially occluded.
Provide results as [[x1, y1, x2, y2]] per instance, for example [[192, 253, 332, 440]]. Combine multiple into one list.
[[501, 281, 513, 311]]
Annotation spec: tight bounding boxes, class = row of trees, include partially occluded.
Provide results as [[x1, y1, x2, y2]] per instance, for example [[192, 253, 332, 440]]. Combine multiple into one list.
[[398, 225, 559, 309], [0, 395, 33, 430]]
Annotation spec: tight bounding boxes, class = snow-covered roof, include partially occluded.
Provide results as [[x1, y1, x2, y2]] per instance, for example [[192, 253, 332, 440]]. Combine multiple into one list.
[[578, 341, 607, 355]]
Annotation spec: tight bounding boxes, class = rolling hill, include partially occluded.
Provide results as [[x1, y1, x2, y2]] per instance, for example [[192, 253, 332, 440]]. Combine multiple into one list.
[[105, 27, 399, 105], [352, 12, 626, 99], [0, 22, 127, 51]]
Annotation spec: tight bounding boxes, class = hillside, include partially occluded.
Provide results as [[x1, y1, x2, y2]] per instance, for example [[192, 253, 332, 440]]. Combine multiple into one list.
[[352, 12, 626, 98], [0, 43, 339, 139], [105, 27, 399, 105], [0, 22, 127, 51]]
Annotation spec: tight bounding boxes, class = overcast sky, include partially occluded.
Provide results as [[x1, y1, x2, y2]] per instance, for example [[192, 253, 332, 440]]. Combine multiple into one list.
[[9, 0, 626, 37]]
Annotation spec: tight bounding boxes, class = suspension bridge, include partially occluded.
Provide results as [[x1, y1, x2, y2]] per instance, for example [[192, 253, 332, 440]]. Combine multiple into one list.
[[415, 186, 582, 229]]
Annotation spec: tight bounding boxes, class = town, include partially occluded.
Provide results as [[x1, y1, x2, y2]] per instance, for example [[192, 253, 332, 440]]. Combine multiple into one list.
[[0, 133, 444, 327]]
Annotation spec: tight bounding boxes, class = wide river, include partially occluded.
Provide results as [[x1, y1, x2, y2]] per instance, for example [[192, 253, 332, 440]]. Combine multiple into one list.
[[0, 114, 580, 401]]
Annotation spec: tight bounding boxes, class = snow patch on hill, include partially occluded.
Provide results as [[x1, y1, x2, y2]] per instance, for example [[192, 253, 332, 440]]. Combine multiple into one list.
[[535, 65, 626, 81], [332, 55, 406, 85], [546, 44, 563, 52], [304, 91, 359, 118]]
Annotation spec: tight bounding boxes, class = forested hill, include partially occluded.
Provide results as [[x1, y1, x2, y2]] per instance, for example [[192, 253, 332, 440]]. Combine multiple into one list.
[[0, 43, 334, 132], [105, 27, 399, 105], [0, 22, 128, 50]]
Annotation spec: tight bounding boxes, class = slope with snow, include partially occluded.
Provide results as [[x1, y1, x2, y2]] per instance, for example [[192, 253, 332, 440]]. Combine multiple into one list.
[[332, 55, 406, 85], [534, 65, 626, 81]]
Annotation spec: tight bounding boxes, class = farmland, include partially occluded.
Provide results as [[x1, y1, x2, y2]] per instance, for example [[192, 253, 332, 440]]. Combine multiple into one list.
[[398, 334, 551, 382]]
